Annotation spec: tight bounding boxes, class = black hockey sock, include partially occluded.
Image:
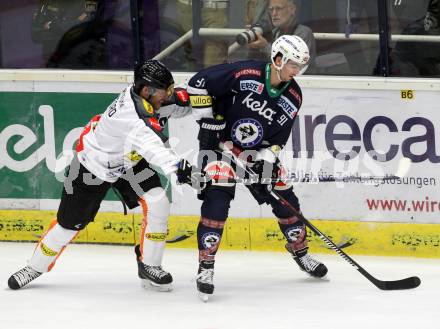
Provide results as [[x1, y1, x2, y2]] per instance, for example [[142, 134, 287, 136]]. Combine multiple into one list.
[[197, 217, 225, 262], [278, 216, 308, 251]]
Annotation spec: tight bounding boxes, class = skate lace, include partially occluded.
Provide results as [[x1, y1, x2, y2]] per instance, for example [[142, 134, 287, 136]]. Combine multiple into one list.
[[197, 268, 214, 284], [144, 265, 168, 279], [299, 254, 320, 272], [14, 266, 41, 287]]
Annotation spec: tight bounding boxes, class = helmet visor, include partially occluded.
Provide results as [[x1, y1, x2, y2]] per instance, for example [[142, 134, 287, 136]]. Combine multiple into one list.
[[285, 60, 309, 75], [166, 84, 174, 98]]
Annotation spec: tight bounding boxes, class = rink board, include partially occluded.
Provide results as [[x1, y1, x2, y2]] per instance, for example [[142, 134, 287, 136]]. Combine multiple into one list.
[[0, 210, 439, 258]]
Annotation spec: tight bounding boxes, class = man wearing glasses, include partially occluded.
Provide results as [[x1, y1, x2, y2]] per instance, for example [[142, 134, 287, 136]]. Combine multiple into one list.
[[247, 0, 316, 72]]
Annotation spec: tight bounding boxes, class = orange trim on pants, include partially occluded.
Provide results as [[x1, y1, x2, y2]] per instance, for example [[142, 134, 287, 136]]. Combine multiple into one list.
[[33, 219, 58, 255], [138, 197, 149, 262], [47, 231, 79, 272]]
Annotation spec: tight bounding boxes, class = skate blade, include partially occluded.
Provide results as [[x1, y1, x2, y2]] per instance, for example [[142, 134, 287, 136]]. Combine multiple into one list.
[[198, 292, 210, 302], [303, 272, 329, 281], [140, 279, 173, 292]]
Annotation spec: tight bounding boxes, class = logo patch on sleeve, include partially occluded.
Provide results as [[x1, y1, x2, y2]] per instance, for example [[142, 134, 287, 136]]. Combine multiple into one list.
[[190, 95, 212, 107]]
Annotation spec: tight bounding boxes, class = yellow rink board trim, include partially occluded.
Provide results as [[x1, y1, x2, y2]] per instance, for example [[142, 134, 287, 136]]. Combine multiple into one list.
[[0, 210, 439, 258]]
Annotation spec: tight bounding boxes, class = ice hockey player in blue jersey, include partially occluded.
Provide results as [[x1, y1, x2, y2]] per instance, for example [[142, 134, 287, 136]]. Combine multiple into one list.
[[187, 35, 328, 301]]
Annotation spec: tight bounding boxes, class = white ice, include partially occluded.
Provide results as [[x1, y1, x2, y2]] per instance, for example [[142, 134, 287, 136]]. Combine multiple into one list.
[[1, 242, 438, 329]]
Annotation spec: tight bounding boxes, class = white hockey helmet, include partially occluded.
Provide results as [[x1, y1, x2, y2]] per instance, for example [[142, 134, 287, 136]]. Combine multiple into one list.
[[271, 35, 310, 75]]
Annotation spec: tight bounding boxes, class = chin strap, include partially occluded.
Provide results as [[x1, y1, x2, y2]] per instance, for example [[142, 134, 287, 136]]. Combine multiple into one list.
[[275, 68, 283, 82], [272, 61, 288, 82]]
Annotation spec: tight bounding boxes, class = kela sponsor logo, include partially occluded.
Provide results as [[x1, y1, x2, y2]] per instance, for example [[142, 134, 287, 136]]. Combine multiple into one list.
[[0, 105, 81, 174], [240, 80, 264, 94], [242, 92, 276, 124]]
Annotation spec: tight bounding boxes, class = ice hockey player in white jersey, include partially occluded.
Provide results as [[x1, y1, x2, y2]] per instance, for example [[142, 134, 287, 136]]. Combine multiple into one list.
[[7, 59, 196, 292]]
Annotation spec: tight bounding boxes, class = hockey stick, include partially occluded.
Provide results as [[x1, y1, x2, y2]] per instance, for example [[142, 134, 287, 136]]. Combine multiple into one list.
[[217, 143, 421, 290], [302, 156, 412, 183], [301, 175, 399, 183]]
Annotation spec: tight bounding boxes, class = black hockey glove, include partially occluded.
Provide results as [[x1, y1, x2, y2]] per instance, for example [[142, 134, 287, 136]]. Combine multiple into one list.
[[176, 159, 207, 191], [248, 159, 280, 203], [197, 117, 226, 150], [176, 159, 193, 184]]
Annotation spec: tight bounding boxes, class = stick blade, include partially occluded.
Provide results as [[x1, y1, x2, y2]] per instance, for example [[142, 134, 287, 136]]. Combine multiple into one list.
[[376, 276, 421, 290]]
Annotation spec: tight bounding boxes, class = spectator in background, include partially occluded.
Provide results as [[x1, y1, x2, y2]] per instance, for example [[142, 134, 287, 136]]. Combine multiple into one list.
[[334, 0, 378, 75], [245, 0, 272, 32], [424, 0, 440, 33], [31, 0, 106, 68], [177, 0, 229, 69], [31, 0, 72, 63], [390, 0, 431, 32], [245, 0, 316, 72], [389, 0, 440, 76]]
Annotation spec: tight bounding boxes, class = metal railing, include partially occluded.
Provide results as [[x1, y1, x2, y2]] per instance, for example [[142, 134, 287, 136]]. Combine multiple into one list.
[[153, 27, 440, 61]]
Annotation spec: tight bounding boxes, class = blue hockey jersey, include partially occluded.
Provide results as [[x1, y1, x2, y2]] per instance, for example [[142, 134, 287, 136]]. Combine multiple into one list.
[[187, 60, 303, 150]]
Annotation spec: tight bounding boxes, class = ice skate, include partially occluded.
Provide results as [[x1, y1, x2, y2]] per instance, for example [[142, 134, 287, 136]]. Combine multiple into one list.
[[8, 265, 42, 290], [196, 261, 214, 302], [134, 245, 173, 292], [286, 244, 328, 278]]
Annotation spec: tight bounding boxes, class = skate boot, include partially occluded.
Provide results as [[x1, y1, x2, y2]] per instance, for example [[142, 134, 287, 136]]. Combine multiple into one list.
[[286, 244, 328, 278], [134, 244, 173, 292], [196, 260, 214, 302], [8, 265, 42, 290]]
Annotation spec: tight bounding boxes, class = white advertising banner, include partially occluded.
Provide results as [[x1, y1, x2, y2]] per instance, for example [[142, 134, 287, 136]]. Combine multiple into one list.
[[169, 81, 440, 224], [283, 86, 440, 224]]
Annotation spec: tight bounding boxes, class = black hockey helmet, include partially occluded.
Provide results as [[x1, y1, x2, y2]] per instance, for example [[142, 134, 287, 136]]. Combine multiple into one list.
[[134, 59, 174, 95]]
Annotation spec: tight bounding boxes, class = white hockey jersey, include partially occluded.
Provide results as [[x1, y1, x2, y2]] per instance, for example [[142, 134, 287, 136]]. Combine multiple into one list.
[[76, 85, 188, 183]]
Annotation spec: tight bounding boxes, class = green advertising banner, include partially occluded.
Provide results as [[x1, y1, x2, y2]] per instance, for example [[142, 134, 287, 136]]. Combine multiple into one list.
[[0, 92, 116, 199]]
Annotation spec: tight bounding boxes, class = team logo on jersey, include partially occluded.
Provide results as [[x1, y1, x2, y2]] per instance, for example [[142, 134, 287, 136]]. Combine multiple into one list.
[[201, 232, 221, 249], [231, 118, 263, 147], [235, 68, 262, 78], [240, 80, 264, 94], [277, 96, 298, 119], [242, 92, 276, 124], [126, 151, 143, 162]]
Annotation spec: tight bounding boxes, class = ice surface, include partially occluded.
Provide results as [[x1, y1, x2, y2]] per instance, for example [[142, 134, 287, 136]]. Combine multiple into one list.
[[1, 242, 438, 329]]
